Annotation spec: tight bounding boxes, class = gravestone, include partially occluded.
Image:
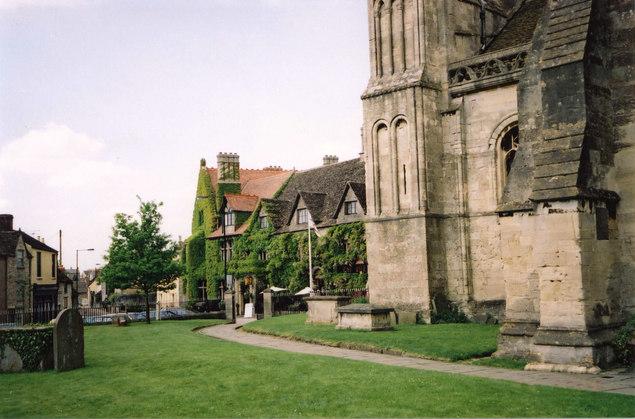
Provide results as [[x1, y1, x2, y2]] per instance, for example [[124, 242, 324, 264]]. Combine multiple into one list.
[[53, 308, 85, 372]]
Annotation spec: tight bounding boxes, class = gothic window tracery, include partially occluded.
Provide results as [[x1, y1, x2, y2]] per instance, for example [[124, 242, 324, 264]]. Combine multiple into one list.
[[497, 123, 519, 200]]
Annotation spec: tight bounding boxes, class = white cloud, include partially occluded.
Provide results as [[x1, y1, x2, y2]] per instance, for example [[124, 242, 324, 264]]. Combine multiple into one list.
[[0, 0, 90, 10], [0, 123, 134, 188]]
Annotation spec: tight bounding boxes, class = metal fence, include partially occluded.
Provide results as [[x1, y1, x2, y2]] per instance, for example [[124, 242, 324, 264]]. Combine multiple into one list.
[[0, 299, 223, 327]]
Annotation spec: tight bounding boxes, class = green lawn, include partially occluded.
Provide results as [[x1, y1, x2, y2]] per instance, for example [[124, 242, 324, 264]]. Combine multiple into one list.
[[1, 320, 633, 418], [242, 314, 499, 361]]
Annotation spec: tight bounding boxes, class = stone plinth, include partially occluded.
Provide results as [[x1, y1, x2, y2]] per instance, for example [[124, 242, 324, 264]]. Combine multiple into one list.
[[336, 304, 394, 331], [305, 296, 351, 324], [53, 309, 84, 372]]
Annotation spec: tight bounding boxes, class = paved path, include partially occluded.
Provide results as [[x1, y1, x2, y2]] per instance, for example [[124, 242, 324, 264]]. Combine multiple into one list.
[[199, 318, 635, 396]]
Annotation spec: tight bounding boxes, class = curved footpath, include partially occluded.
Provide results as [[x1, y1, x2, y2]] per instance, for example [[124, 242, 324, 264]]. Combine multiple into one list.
[[199, 318, 635, 396]]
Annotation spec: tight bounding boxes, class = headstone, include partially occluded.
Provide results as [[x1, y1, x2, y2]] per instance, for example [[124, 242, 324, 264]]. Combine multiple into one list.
[[0, 344, 23, 372], [262, 289, 274, 318], [53, 308, 85, 372], [244, 303, 254, 318]]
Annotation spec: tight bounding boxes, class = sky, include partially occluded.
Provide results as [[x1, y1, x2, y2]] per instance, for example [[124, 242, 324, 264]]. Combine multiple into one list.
[[0, 0, 369, 271]]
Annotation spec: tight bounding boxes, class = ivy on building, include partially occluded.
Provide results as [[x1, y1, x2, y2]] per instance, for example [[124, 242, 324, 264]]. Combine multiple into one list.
[[228, 208, 367, 292]]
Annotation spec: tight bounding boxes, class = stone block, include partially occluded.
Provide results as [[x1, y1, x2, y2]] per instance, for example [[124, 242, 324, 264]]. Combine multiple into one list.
[[0, 344, 23, 372], [336, 304, 394, 331], [305, 296, 351, 324], [53, 309, 85, 372]]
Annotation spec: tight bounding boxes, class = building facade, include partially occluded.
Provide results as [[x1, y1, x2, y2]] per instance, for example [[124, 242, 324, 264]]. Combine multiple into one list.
[[361, 0, 635, 371]]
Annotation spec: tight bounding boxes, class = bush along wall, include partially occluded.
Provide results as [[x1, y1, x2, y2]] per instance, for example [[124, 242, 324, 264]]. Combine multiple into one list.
[[0, 326, 54, 372]]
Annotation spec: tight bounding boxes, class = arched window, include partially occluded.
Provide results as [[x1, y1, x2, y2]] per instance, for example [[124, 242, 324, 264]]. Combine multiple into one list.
[[497, 123, 519, 200]]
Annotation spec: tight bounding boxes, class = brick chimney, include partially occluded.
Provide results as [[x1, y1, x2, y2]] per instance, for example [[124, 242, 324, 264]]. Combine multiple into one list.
[[217, 152, 240, 183], [323, 155, 339, 166], [0, 214, 13, 231]]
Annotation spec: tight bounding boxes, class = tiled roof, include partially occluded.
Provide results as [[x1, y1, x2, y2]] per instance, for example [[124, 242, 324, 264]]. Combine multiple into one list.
[[267, 158, 366, 232], [209, 222, 249, 239], [485, 0, 547, 52], [20, 231, 58, 253], [206, 167, 293, 198], [0, 230, 57, 256], [225, 194, 260, 213]]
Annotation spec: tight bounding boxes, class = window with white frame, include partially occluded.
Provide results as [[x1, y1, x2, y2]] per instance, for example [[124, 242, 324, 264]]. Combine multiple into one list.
[[344, 201, 357, 215], [223, 210, 235, 227], [297, 208, 308, 224]]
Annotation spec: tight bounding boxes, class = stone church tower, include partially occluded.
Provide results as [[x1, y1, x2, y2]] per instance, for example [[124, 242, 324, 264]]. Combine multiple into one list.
[[362, 0, 635, 371]]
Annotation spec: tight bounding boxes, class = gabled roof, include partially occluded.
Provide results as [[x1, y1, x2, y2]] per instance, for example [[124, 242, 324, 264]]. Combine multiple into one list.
[[224, 194, 260, 213], [209, 222, 250, 239], [272, 158, 366, 232], [21, 231, 58, 253], [485, 0, 547, 53], [334, 182, 368, 218], [286, 192, 327, 225], [0, 230, 57, 256], [261, 198, 293, 229]]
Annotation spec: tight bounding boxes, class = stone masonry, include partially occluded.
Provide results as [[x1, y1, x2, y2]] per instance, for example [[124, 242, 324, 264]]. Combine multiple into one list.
[[361, 0, 635, 371]]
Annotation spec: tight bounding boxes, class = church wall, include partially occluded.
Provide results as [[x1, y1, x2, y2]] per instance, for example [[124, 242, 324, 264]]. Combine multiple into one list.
[[366, 216, 431, 322], [608, 0, 635, 317]]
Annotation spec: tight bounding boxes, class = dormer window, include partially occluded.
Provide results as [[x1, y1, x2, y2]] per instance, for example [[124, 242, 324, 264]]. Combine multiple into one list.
[[224, 210, 235, 227], [297, 208, 308, 225], [259, 216, 270, 229], [344, 201, 357, 215]]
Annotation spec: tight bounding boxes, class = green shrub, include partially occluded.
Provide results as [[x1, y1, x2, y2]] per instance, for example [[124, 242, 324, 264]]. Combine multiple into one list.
[[0, 326, 54, 371], [612, 316, 635, 366]]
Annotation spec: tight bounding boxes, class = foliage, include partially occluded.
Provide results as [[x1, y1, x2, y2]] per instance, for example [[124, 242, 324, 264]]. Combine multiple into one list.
[[185, 230, 206, 300], [0, 326, 53, 371], [431, 295, 470, 324], [2, 320, 634, 418], [228, 219, 367, 293], [612, 315, 635, 366], [100, 198, 182, 323], [185, 167, 223, 299], [316, 222, 367, 290]]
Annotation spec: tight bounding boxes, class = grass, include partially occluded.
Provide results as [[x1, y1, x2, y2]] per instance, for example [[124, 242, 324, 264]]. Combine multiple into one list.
[[0, 319, 633, 418], [468, 356, 529, 370], [242, 313, 499, 361]]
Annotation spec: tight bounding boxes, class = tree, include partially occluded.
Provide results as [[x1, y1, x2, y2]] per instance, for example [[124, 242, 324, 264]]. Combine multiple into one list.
[[100, 198, 182, 324]]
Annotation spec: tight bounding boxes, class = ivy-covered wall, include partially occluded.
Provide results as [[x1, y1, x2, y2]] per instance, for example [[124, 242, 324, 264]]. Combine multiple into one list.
[[184, 165, 224, 300], [0, 326, 54, 372], [228, 209, 367, 292]]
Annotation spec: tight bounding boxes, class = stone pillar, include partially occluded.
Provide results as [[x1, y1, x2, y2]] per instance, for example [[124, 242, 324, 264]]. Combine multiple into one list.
[[262, 289, 274, 319], [224, 292, 235, 323], [524, 202, 622, 373]]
